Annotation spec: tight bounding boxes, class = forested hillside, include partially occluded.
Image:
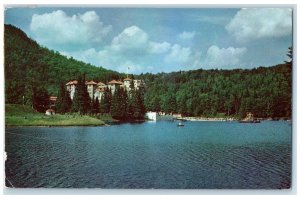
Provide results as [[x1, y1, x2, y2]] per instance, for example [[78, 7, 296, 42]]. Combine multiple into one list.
[[4, 24, 122, 104], [4, 24, 292, 119], [140, 63, 292, 118]]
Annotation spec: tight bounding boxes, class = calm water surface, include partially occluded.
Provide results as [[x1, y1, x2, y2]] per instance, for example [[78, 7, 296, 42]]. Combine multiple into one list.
[[5, 121, 291, 188]]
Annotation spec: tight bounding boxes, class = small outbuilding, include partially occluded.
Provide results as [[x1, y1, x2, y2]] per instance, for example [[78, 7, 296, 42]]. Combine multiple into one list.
[[45, 109, 55, 116]]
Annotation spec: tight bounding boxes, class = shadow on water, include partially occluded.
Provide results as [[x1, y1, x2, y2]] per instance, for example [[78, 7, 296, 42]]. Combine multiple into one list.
[[104, 120, 146, 126]]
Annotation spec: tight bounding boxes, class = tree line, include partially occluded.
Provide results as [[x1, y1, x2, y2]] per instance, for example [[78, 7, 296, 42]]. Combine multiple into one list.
[[55, 74, 145, 120], [139, 61, 291, 119]]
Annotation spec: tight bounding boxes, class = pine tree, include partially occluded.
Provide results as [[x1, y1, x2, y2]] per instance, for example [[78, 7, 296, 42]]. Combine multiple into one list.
[[93, 97, 100, 114], [71, 74, 91, 115], [121, 87, 129, 119], [71, 76, 82, 113], [71, 88, 79, 112], [110, 86, 121, 119], [100, 88, 112, 114], [32, 85, 49, 112], [81, 74, 91, 114], [56, 82, 72, 114], [111, 86, 128, 119], [56, 82, 66, 113], [106, 88, 112, 113], [99, 94, 105, 114], [63, 89, 72, 113], [126, 80, 135, 119]]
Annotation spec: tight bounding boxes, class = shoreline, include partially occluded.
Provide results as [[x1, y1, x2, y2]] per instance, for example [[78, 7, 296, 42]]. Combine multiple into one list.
[[5, 124, 109, 128], [179, 117, 237, 122], [5, 116, 147, 127], [178, 117, 291, 122]]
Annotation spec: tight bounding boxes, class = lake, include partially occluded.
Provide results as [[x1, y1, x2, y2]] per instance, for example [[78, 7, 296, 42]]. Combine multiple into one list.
[[5, 121, 292, 189]]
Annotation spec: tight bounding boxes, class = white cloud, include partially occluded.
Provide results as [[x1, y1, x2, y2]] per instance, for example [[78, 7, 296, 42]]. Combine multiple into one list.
[[178, 31, 196, 40], [30, 10, 112, 48], [164, 44, 192, 63], [204, 45, 247, 68], [111, 26, 149, 52], [59, 24, 203, 73], [148, 41, 171, 54], [226, 8, 292, 42]]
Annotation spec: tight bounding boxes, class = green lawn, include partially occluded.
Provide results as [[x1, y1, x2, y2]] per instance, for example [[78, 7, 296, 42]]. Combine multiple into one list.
[[5, 104, 105, 126]]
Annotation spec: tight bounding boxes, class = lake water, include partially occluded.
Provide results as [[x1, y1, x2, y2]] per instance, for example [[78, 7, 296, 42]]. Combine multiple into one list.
[[5, 121, 292, 189]]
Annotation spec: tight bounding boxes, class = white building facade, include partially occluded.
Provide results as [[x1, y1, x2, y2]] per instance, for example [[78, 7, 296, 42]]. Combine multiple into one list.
[[66, 78, 144, 101]]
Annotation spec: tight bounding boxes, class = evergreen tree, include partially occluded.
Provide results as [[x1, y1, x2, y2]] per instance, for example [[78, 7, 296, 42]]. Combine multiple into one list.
[[71, 76, 82, 113], [110, 86, 121, 119], [56, 82, 66, 113], [111, 86, 128, 120], [71, 74, 91, 114], [71, 89, 79, 112], [81, 74, 91, 114], [56, 82, 72, 114], [32, 86, 49, 112], [121, 87, 129, 119], [63, 89, 72, 113], [132, 89, 145, 119], [126, 80, 135, 119], [92, 97, 100, 114], [100, 88, 112, 114], [99, 95, 106, 114], [285, 46, 292, 67], [126, 90, 135, 120]]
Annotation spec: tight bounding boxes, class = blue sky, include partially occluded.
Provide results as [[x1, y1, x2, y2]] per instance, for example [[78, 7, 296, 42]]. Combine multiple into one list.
[[5, 7, 293, 74]]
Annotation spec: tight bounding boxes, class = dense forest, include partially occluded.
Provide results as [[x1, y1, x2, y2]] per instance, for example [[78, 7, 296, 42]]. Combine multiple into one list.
[[4, 24, 292, 119], [139, 62, 291, 119]]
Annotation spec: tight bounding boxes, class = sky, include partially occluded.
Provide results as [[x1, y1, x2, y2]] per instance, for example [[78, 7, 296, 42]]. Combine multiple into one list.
[[4, 6, 293, 74]]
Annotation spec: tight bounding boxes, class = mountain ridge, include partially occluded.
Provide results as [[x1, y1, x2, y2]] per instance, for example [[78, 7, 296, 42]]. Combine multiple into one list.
[[5, 24, 122, 103]]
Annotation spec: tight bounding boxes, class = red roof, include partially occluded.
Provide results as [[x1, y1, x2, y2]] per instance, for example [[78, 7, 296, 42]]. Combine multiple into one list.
[[97, 82, 106, 86], [85, 80, 97, 85], [66, 80, 78, 85], [46, 109, 55, 112], [124, 77, 132, 81], [108, 80, 123, 85]]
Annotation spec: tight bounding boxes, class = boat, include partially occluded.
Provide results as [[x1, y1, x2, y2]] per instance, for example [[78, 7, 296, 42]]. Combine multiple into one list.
[[177, 122, 185, 127], [239, 112, 261, 123]]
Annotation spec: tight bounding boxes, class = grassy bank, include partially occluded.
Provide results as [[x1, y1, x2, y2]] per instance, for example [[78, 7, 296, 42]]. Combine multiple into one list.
[[5, 104, 105, 126]]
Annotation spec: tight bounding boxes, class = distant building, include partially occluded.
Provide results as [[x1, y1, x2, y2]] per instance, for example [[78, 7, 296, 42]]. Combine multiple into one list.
[[94, 82, 107, 100], [123, 77, 132, 91], [172, 113, 182, 118], [107, 80, 124, 94], [133, 79, 145, 89], [45, 109, 55, 115], [145, 111, 174, 121], [146, 111, 158, 121], [85, 81, 97, 99], [49, 96, 57, 109], [66, 78, 144, 101], [66, 80, 78, 100]]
